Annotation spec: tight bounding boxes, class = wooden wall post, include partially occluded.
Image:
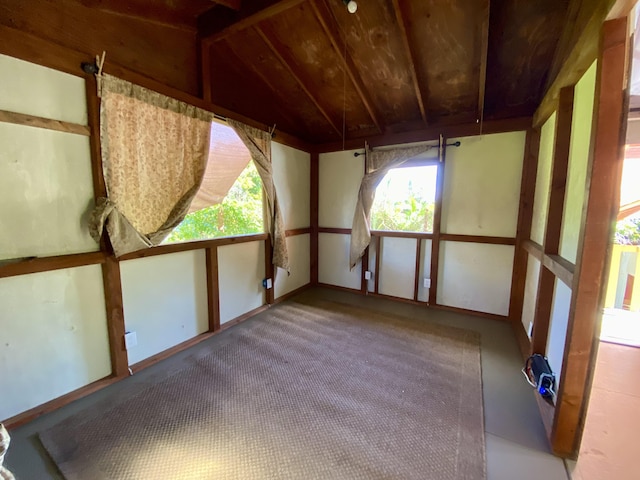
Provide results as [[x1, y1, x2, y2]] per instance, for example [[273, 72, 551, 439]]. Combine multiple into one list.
[[530, 86, 574, 355], [429, 137, 446, 305], [85, 75, 129, 377], [310, 152, 319, 285], [206, 247, 221, 331], [551, 17, 628, 457]]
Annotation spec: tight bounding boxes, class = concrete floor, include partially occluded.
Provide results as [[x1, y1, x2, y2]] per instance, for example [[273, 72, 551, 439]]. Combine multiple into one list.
[[4, 287, 569, 479]]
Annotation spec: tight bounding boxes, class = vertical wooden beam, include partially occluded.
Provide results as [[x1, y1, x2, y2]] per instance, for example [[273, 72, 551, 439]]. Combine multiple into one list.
[[477, 0, 490, 126], [429, 139, 446, 305], [374, 235, 381, 294], [265, 235, 275, 304], [310, 152, 319, 285], [85, 74, 128, 377], [206, 247, 220, 332], [551, 17, 628, 458], [413, 238, 422, 301], [509, 128, 541, 324], [199, 37, 212, 103], [530, 86, 574, 354], [360, 246, 369, 294]]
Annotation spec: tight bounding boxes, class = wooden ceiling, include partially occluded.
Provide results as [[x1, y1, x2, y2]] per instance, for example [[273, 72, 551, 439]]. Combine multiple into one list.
[[1, 0, 577, 146]]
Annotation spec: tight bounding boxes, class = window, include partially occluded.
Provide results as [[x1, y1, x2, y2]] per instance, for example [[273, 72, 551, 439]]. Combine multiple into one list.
[[370, 164, 438, 233], [164, 122, 264, 243]]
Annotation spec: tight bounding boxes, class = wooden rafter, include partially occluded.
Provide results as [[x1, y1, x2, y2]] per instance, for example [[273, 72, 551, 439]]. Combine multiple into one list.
[[477, 0, 490, 125], [309, 0, 383, 134], [391, 0, 428, 125], [210, 0, 242, 10], [254, 26, 343, 137], [198, 0, 304, 42]]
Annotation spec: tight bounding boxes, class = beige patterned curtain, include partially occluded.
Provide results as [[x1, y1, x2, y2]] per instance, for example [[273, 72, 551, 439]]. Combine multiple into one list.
[[228, 119, 289, 274], [349, 144, 435, 269], [89, 74, 214, 256]]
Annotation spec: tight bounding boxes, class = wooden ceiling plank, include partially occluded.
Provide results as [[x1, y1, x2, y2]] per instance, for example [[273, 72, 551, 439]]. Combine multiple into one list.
[[310, 0, 383, 134], [254, 26, 343, 137], [477, 0, 490, 125], [199, 0, 305, 41], [391, 0, 428, 126], [210, 0, 242, 10]]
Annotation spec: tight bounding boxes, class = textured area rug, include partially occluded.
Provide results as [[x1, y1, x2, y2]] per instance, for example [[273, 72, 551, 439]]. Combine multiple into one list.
[[40, 299, 485, 479]]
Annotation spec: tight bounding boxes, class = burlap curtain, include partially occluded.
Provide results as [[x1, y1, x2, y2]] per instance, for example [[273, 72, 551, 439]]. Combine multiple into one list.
[[89, 74, 214, 256], [349, 144, 434, 268], [228, 119, 289, 274]]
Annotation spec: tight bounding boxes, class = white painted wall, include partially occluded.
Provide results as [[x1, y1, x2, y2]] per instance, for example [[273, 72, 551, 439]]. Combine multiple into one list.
[[438, 242, 515, 316], [531, 113, 557, 245], [275, 234, 310, 298], [0, 54, 87, 125], [272, 142, 310, 229], [379, 237, 417, 300], [560, 61, 597, 263], [120, 251, 209, 365], [442, 131, 526, 237], [522, 256, 541, 336], [546, 279, 572, 389], [0, 266, 111, 420], [318, 233, 361, 289], [0, 124, 97, 260], [319, 150, 363, 228], [218, 241, 265, 324]]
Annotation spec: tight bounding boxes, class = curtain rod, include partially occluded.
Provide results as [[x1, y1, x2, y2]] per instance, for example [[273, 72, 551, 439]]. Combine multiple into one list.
[[353, 141, 460, 157]]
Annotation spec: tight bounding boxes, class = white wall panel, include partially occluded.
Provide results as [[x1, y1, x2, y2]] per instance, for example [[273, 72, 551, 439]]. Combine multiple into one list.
[[417, 240, 433, 302], [318, 233, 361, 289], [522, 256, 541, 336], [120, 251, 209, 365], [546, 279, 572, 389], [560, 61, 597, 263], [318, 150, 363, 228], [531, 113, 557, 245], [0, 124, 97, 260], [218, 241, 265, 324], [379, 237, 417, 300], [272, 142, 310, 229], [0, 266, 110, 420], [441, 131, 526, 237], [437, 242, 514, 316], [275, 234, 310, 299], [0, 53, 88, 125]]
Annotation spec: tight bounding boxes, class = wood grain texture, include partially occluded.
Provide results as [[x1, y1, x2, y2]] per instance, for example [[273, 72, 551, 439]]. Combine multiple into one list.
[[0, 109, 90, 136], [439, 234, 516, 245], [310, 152, 319, 285], [551, 17, 628, 458], [102, 255, 129, 378], [0, 252, 106, 279], [429, 145, 445, 305], [206, 247, 221, 332], [285, 227, 312, 237]]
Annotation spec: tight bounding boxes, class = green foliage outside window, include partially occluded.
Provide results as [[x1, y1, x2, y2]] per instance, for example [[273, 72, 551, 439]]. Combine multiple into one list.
[[370, 166, 436, 233], [615, 217, 640, 245], [164, 161, 263, 243]]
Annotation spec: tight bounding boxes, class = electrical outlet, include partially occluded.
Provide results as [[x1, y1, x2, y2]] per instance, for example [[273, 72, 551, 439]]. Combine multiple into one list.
[[262, 278, 273, 289], [364, 270, 372, 280], [423, 278, 431, 288], [124, 331, 137, 349]]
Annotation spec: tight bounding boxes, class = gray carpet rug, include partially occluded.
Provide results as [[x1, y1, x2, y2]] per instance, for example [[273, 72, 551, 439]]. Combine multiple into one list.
[[40, 299, 486, 479]]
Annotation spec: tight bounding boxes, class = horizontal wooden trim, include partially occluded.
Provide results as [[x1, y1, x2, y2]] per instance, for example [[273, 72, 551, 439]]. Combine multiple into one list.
[[523, 239, 544, 260], [0, 109, 90, 136], [0, 25, 313, 153], [440, 234, 516, 245], [118, 233, 269, 261], [371, 230, 434, 240], [317, 282, 362, 295], [0, 251, 107, 279], [2, 375, 119, 429], [273, 283, 312, 304], [368, 292, 428, 306], [130, 331, 217, 374], [285, 227, 311, 237], [430, 303, 510, 322], [543, 254, 575, 288], [314, 117, 532, 153], [318, 227, 352, 235]]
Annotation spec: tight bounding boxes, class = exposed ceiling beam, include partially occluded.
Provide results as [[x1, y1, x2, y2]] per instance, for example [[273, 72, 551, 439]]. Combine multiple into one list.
[[391, 0, 428, 126], [310, 0, 383, 134], [477, 0, 490, 125], [210, 0, 242, 10], [198, 0, 304, 42], [254, 26, 343, 138]]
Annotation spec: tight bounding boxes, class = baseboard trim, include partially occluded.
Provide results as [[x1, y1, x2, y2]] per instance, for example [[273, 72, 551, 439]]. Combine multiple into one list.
[[317, 283, 361, 294], [368, 292, 428, 306], [273, 283, 312, 305], [430, 303, 510, 322], [513, 318, 532, 361]]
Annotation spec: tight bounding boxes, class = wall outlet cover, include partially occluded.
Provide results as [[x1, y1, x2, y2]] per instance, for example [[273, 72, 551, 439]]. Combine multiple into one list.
[[423, 278, 431, 288], [364, 270, 372, 280], [124, 331, 137, 350], [262, 278, 273, 289]]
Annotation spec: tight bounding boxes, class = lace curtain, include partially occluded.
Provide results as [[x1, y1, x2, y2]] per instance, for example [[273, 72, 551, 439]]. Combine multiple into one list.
[[89, 74, 214, 256], [349, 144, 434, 268]]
